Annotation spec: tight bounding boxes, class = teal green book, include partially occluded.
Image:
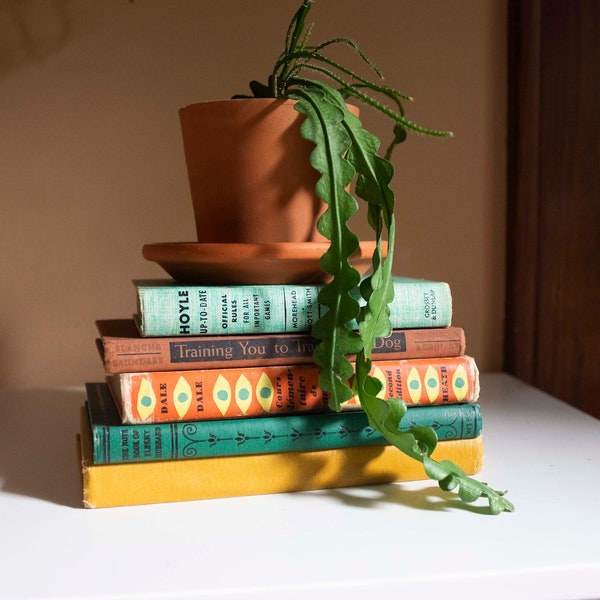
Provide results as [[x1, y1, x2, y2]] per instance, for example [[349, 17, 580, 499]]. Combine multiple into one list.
[[85, 382, 481, 464], [134, 276, 452, 337]]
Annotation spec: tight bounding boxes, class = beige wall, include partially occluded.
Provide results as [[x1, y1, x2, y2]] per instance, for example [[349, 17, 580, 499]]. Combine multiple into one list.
[[0, 0, 506, 388]]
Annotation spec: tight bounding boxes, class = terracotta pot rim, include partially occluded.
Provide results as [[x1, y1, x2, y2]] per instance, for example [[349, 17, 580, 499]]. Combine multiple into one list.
[[144, 241, 387, 259], [142, 241, 386, 285], [180, 97, 360, 114], [180, 97, 296, 111]]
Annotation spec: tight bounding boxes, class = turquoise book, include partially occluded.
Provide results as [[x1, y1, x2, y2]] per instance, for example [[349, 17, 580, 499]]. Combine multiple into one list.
[[134, 276, 453, 337], [85, 382, 482, 464]]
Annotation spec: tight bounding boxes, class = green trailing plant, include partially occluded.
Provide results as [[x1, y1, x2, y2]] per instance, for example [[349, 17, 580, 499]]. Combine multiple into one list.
[[237, 0, 513, 514]]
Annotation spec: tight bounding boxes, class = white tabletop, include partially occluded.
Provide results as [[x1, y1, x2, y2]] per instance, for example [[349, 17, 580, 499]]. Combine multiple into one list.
[[1, 373, 599, 600]]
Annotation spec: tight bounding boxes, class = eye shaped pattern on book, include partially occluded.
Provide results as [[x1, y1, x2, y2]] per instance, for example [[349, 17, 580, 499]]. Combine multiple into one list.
[[425, 365, 441, 403], [213, 374, 232, 416], [256, 372, 274, 412], [235, 375, 252, 414], [407, 367, 422, 404], [173, 376, 193, 419], [136, 378, 157, 420], [452, 364, 469, 401]]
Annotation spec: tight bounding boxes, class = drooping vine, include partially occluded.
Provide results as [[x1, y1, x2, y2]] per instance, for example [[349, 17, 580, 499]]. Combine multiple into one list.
[[238, 0, 514, 514]]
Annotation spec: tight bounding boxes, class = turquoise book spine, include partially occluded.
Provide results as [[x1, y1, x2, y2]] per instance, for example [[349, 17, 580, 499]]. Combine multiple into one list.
[[85, 382, 481, 464], [134, 277, 452, 337]]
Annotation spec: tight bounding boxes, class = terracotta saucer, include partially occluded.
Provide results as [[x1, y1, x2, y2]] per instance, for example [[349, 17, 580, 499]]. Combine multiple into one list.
[[142, 241, 386, 285]]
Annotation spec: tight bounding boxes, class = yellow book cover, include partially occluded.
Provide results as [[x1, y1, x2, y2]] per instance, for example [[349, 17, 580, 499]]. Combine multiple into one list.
[[79, 408, 484, 508]]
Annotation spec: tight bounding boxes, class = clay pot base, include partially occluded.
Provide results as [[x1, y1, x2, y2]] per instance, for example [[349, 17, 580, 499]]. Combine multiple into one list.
[[142, 241, 385, 285]]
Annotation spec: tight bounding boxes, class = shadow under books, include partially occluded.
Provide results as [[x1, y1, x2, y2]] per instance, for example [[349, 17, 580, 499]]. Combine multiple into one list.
[[0, 389, 84, 508], [278, 444, 492, 514], [318, 483, 494, 515], [0, 389, 487, 512], [271, 445, 493, 515]]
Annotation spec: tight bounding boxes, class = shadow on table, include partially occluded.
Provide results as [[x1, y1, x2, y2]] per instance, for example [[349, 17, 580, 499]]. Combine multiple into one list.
[[319, 483, 494, 514], [0, 389, 495, 513], [0, 388, 85, 508]]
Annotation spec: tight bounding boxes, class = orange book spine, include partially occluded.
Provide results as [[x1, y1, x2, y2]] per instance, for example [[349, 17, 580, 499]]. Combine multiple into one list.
[[108, 356, 479, 424]]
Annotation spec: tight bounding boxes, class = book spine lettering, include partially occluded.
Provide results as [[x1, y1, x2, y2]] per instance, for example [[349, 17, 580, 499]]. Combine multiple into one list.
[[109, 356, 479, 424], [91, 403, 482, 464], [136, 279, 452, 336], [99, 326, 466, 373], [138, 284, 322, 336]]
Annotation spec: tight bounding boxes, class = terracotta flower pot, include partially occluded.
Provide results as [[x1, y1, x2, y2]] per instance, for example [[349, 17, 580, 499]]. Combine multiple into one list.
[[179, 98, 346, 244]]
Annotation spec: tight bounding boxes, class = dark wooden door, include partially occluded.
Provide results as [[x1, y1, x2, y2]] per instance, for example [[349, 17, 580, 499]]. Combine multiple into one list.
[[505, 0, 600, 418]]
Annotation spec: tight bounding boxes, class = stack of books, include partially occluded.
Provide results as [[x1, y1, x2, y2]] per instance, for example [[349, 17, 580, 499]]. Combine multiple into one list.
[[79, 276, 484, 508]]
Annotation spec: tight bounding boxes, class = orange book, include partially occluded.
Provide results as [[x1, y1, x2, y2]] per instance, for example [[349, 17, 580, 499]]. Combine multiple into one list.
[[79, 408, 484, 508], [107, 355, 479, 424]]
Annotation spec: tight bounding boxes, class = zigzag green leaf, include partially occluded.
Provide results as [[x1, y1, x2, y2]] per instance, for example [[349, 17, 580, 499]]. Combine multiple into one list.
[[289, 87, 364, 410], [264, 2, 513, 514], [354, 354, 438, 459], [355, 353, 515, 514], [357, 228, 395, 357], [313, 83, 397, 358], [340, 102, 397, 354]]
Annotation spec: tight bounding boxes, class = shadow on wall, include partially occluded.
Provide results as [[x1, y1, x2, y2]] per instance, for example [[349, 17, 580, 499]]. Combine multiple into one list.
[[0, 0, 68, 75]]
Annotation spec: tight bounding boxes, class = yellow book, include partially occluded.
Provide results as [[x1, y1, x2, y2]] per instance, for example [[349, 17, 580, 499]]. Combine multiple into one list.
[[79, 408, 484, 508]]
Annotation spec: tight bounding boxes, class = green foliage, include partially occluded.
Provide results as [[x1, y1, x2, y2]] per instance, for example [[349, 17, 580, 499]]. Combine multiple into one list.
[[354, 355, 514, 514], [239, 0, 513, 514], [235, 0, 451, 154], [290, 86, 363, 408]]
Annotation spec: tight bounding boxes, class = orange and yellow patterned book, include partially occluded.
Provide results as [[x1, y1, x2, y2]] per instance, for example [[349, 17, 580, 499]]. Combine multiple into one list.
[[107, 355, 479, 424]]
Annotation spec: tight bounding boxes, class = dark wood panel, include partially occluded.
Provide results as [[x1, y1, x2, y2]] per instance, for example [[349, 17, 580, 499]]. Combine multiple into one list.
[[506, 0, 600, 418], [505, 0, 542, 382]]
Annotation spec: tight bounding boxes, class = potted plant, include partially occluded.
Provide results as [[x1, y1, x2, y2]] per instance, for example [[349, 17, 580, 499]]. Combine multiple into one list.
[[179, 0, 513, 514]]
